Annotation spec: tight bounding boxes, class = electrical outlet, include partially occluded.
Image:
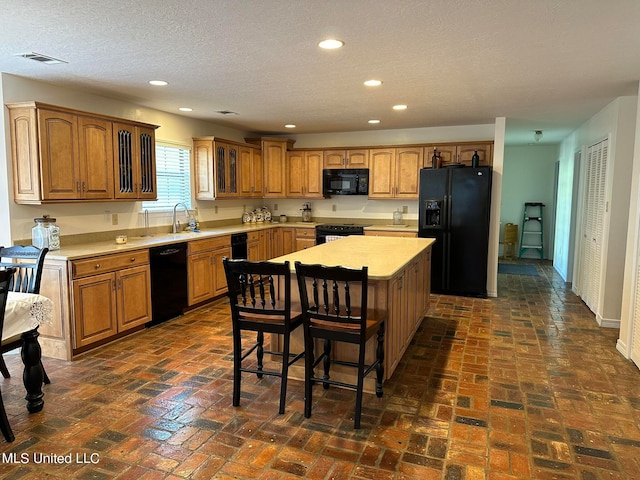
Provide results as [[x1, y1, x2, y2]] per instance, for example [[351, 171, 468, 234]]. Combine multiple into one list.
[[332, 204, 337, 212], [402, 205, 408, 214], [274, 204, 278, 211], [111, 213, 118, 225], [214, 205, 218, 214], [104, 211, 111, 222]]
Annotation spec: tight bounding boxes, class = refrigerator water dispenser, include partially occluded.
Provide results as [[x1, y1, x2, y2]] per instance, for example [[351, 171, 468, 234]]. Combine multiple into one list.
[[424, 200, 441, 226]]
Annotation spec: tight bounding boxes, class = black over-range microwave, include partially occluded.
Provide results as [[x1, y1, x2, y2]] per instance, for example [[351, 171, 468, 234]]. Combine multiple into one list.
[[322, 169, 369, 196]]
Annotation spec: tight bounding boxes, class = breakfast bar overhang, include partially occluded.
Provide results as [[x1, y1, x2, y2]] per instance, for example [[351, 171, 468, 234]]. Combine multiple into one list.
[[271, 235, 435, 390]]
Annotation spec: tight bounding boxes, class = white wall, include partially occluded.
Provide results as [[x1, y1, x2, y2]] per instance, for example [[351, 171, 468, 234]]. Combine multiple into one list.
[[619, 90, 640, 358], [556, 95, 638, 327], [501, 144, 559, 260]]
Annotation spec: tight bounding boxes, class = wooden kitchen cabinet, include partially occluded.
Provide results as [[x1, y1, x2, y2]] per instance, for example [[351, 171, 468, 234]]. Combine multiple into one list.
[[286, 150, 323, 198], [78, 116, 115, 199], [323, 149, 369, 169], [247, 231, 260, 261], [71, 250, 151, 349], [113, 122, 156, 200], [215, 141, 239, 198], [295, 227, 316, 251], [193, 137, 261, 199], [274, 227, 296, 257], [193, 138, 215, 200], [239, 145, 263, 197], [425, 142, 493, 168], [188, 236, 231, 305], [259, 229, 273, 260], [369, 147, 422, 199], [247, 230, 273, 261], [7, 102, 158, 204], [258, 138, 295, 197]]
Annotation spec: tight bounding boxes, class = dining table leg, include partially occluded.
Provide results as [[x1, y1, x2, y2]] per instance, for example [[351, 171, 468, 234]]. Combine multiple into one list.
[[20, 328, 44, 413]]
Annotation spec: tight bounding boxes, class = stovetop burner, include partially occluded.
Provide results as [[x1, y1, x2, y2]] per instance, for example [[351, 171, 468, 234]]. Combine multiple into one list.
[[316, 224, 370, 234]]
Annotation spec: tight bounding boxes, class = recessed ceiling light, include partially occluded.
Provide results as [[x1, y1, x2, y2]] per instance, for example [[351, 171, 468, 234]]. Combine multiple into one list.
[[179, 107, 193, 112], [364, 79, 382, 87], [318, 39, 344, 49], [393, 104, 408, 110], [284, 124, 296, 128], [149, 80, 168, 86], [368, 119, 381, 124]]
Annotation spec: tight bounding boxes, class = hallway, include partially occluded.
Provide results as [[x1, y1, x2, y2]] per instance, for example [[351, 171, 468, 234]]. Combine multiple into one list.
[[1, 262, 639, 479]]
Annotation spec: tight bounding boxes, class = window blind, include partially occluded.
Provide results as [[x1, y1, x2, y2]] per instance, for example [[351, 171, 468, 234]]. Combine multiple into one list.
[[143, 144, 191, 211]]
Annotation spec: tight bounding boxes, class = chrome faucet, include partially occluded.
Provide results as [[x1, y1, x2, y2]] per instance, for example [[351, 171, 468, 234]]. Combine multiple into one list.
[[172, 202, 190, 233]]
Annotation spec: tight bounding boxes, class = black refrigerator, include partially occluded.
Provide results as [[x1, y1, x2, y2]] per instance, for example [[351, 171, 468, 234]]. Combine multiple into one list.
[[418, 165, 492, 297]]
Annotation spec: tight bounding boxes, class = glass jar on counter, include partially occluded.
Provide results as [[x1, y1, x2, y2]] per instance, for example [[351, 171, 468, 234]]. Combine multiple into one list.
[[32, 215, 60, 250]]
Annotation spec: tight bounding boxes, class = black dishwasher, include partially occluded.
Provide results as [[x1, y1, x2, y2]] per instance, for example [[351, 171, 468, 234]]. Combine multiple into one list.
[[231, 232, 248, 259], [148, 243, 188, 326]]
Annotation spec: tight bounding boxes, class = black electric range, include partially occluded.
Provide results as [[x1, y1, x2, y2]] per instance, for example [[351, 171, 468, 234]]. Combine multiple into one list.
[[315, 224, 371, 244]]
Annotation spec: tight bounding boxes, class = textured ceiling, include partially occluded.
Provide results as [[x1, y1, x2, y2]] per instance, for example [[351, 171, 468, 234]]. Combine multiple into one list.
[[1, 0, 639, 145]]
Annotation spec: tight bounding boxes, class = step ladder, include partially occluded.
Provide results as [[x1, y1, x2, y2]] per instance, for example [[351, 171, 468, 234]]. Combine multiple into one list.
[[519, 202, 544, 258]]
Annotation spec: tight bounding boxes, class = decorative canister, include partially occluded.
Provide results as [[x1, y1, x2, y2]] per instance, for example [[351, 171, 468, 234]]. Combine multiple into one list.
[[32, 215, 60, 250]]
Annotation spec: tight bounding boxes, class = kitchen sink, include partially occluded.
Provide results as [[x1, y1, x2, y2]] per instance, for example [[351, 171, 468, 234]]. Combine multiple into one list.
[[385, 224, 410, 227]]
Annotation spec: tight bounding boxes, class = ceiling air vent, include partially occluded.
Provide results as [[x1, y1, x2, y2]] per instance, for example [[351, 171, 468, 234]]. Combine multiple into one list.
[[216, 110, 239, 116], [13, 52, 68, 65]]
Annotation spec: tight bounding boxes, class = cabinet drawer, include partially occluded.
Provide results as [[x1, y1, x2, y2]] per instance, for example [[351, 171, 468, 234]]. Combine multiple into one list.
[[247, 231, 260, 242], [296, 228, 315, 238], [188, 236, 230, 254], [72, 250, 149, 279]]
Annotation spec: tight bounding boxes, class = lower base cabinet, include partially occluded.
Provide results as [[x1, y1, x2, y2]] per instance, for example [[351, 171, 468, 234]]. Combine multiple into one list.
[[295, 227, 315, 251], [188, 236, 231, 305], [71, 250, 151, 350]]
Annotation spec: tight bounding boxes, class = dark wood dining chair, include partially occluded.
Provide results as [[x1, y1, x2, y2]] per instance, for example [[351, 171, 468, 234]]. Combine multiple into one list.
[[294, 261, 386, 429], [0, 246, 50, 384], [222, 257, 304, 414], [0, 267, 17, 442]]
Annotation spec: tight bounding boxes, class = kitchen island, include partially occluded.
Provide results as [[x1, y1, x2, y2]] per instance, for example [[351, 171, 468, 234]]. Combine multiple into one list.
[[270, 235, 435, 389]]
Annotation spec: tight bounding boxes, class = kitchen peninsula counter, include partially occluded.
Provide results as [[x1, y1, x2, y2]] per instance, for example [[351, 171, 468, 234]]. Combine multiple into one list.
[[271, 235, 434, 388]]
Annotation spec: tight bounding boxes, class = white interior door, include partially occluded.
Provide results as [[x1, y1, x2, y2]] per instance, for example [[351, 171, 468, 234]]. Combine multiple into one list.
[[578, 138, 608, 314]]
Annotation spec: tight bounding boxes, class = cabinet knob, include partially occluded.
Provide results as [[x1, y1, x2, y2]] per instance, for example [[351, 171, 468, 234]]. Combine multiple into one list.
[[130, 257, 136, 262], [95, 264, 101, 269]]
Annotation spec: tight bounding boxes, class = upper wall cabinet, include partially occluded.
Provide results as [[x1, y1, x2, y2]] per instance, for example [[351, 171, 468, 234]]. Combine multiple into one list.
[[238, 145, 263, 197], [286, 150, 323, 198], [425, 142, 493, 168], [251, 138, 296, 198], [323, 149, 369, 169], [113, 123, 156, 200], [369, 147, 422, 199], [7, 102, 158, 204], [193, 137, 262, 200]]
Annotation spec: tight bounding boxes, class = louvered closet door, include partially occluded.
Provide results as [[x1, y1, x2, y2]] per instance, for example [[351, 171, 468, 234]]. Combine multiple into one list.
[[579, 145, 595, 306], [578, 139, 608, 314]]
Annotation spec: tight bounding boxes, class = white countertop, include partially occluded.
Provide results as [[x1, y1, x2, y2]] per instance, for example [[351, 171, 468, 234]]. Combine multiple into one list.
[[45, 222, 418, 261], [271, 235, 434, 280]]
